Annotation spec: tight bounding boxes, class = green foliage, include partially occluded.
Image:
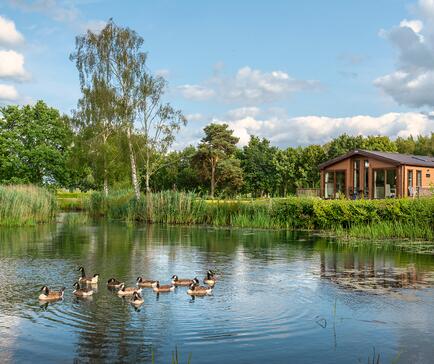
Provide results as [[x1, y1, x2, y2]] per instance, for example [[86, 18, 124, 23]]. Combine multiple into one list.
[[88, 189, 434, 239], [70, 19, 186, 196], [0, 101, 73, 187], [0, 185, 56, 226], [193, 123, 241, 197], [240, 136, 278, 197]]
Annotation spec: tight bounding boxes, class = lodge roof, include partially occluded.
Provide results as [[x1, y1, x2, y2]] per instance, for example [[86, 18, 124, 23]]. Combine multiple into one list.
[[319, 149, 434, 169]]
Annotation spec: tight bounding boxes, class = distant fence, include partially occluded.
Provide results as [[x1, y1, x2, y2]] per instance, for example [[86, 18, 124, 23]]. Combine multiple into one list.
[[296, 188, 320, 198]]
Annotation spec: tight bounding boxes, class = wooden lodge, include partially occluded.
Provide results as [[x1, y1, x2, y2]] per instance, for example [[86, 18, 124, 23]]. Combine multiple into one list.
[[319, 150, 434, 199]]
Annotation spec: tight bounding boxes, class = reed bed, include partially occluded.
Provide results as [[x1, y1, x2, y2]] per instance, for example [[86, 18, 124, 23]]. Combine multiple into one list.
[[0, 185, 56, 226], [88, 190, 434, 239]]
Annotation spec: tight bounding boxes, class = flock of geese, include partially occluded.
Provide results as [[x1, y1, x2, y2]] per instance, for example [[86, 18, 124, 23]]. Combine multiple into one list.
[[38, 267, 217, 306]]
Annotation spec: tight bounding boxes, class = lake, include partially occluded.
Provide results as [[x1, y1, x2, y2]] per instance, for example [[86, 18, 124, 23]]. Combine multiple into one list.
[[1, 216, 434, 363]]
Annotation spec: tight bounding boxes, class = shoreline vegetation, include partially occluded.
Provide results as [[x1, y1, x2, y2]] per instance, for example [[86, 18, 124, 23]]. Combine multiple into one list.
[[1, 185, 432, 241], [0, 185, 56, 226], [86, 189, 434, 241]]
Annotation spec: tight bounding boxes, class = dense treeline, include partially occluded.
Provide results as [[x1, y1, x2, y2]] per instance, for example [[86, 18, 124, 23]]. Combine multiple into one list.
[[0, 100, 432, 197], [0, 20, 433, 198]]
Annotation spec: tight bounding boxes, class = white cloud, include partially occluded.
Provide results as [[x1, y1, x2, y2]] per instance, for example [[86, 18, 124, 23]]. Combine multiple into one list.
[[0, 84, 19, 101], [226, 107, 261, 119], [399, 19, 423, 33], [0, 50, 28, 80], [214, 108, 432, 147], [185, 113, 204, 122], [8, 0, 105, 33], [375, 0, 434, 107], [178, 84, 215, 101], [178, 66, 320, 104], [0, 15, 24, 46], [82, 19, 107, 33]]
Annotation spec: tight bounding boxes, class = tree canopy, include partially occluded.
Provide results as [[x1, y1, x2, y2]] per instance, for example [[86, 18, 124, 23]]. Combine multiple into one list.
[[0, 101, 72, 187]]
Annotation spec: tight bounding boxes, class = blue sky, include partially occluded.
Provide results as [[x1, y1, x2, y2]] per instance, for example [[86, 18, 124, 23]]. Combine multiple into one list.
[[0, 0, 433, 147]]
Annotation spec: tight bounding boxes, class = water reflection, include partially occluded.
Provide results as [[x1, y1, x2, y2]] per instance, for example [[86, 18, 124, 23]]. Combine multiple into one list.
[[318, 246, 434, 294], [0, 219, 434, 363]]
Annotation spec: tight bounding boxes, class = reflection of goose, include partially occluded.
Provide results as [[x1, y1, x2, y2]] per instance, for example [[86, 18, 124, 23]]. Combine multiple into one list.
[[130, 292, 144, 306], [78, 267, 99, 284], [171, 275, 194, 286], [153, 281, 175, 293], [38, 286, 65, 301], [117, 283, 142, 296], [187, 283, 213, 296], [203, 270, 216, 286], [73, 282, 94, 297], [107, 278, 123, 289], [136, 277, 157, 288]]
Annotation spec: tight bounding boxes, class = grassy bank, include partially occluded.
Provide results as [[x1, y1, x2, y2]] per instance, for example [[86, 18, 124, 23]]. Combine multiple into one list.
[[88, 190, 434, 240], [56, 191, 89, 211], [0, 185, 56, 226]]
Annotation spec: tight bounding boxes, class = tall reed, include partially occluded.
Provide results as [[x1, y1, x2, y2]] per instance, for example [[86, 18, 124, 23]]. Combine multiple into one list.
[[0, 185, 56, 226], [88, 189, 434, 239]]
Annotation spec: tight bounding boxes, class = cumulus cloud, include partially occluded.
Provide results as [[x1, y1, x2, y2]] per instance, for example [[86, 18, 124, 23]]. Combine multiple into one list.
[[213, 108, 432, 147], [375, 0, 434, 107], [178, 84, 215, 101], [178, 66, 320, 104], [8, 0, 105, 33], [0, 15, 24, 46], [0, 50, 28, 80], [0, 84, 19, 101], [185, 113, 204, 122]]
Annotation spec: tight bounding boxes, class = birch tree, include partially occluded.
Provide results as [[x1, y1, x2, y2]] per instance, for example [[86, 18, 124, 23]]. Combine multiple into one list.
[[71, 19, 185, 198], [70, 19, 144, 199], [136, 72, 186, 192]]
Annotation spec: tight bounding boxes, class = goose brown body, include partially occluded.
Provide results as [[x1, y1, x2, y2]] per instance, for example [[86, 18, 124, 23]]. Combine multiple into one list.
[[78, 267, 99, 284], [203, 270, 216, 286], [153, 281, 175, 293], [130, 292, 144, 305], [38, 286, 65, 301], [73, 282, 94, 297], [107, 278, 123, 288], [136, 277, 157, 288], [171, 275, 194, 286], [187, 283, 213, 296], [117, 283, 142, 296]]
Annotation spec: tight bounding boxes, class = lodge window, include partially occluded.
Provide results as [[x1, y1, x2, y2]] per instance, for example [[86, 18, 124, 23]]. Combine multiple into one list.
[[364, 160, 369, 199], [416, 170, 422, 187], [408, 170, 413, 197], [324, 171, 346, 199], [353, 160, 360, 192], [373, 169, 396, 199]]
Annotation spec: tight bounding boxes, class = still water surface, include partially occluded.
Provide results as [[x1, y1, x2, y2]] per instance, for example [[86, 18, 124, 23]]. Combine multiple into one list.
[[1, 217, 434, 363]]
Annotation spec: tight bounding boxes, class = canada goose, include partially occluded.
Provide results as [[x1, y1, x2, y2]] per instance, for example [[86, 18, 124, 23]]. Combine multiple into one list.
[[203, 270, 216, 286], [73, 282, 94, 297], [187, 283, 213, 296], [117, 283, 142, 296], [153, 281, 175, 293], [38, 286, 65, 301], [107, 278, 123, 289], [78, 267, 99, 284], [136, 277, 157, 288], [171, 275, 194, 286], [130, 291, 144, 306], [194, 277, 213, 290]]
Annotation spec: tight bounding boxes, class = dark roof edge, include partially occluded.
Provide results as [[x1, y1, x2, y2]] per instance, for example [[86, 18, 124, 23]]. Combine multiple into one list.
[[319, 149, 402, 169]]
